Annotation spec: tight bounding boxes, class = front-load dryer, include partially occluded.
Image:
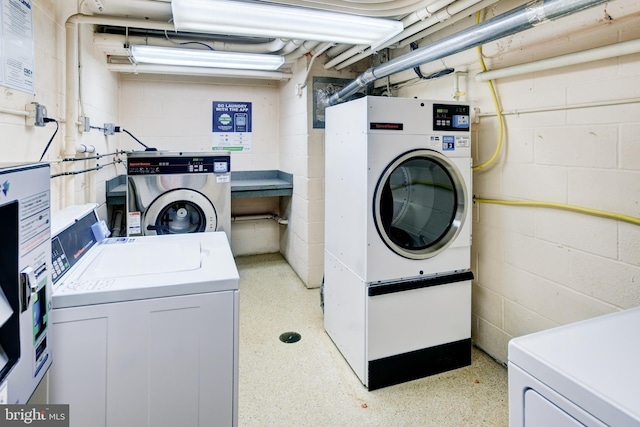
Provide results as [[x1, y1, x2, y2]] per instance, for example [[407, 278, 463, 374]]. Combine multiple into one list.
[[126, 151, 231, 239], [324, 96, 473, 390], [325, 96, 472, 283]]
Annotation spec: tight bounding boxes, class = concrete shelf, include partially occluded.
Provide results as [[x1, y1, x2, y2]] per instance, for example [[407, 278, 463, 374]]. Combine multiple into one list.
[[231, 170, 293, 199]]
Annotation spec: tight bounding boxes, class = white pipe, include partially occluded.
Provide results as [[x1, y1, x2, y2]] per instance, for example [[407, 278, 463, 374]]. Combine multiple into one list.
[[401, 0, 458, 28], [67, 14, 175, 31], [295, 42, 334, 95], [76, 144, 96, 153], [106, 63, 293, 80], [247, 0, 446, 17], [93, 33, 292, 56], [398, 0, 495, 49], [476, 97, 640, 117], [476, 38, 640, 81], [232, 213, 288, 225], [279, 40, 308, 56], [325, 0, 469, 70], [325, 43, 352, 58], [324, 44, 368, 69], [64, 13, 176, 205], [329, 0, 497, 71], [65, 17, 80, 205], [0, 107, 29, 117], [285, 41, 321, 61]]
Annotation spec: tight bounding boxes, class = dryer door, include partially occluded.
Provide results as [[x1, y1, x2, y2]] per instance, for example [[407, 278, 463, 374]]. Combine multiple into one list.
[[143, 189, 217, 235], [373, 149, 468, 260]]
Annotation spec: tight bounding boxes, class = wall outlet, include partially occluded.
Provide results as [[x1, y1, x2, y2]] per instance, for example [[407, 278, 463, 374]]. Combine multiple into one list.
[[103, 123, 115, 135], [26, 102, 47, 127]]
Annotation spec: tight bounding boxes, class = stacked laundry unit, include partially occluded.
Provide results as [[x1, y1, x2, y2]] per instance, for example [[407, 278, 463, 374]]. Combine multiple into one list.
[[324, 96, 473, 390]]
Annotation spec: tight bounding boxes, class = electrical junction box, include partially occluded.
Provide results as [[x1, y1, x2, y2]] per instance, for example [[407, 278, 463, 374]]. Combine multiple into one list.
[[26, 102, 47, 127]]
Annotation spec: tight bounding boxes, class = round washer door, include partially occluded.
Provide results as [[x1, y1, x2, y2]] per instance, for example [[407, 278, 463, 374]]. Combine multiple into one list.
[[373, 149, 468, 260], [143, 189, 217, 235]]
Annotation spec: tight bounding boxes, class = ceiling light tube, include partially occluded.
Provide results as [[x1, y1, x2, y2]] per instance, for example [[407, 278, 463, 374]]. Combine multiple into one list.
[[130, 45, 285, 70], [171, 0, 403, 51]]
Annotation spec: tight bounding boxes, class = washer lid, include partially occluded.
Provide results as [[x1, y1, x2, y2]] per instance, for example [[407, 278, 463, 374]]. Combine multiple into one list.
[[52, 232, 238, 309], [509, 307, 640, 425]]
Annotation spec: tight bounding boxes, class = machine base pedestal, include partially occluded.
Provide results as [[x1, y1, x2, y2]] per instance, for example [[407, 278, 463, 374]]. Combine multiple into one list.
[[368, 338, 471, 390]]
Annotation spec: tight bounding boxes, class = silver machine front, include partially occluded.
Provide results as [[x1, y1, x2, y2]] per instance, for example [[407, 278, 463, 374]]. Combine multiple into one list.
[[0, 163, 52, 403], [126, 151, 231, 240]]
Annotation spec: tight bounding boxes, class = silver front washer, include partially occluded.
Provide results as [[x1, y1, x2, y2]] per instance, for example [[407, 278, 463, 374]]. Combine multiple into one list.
[[126, 151, 231, 240]]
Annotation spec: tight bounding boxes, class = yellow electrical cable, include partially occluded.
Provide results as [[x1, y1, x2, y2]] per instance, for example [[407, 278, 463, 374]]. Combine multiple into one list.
[[474, 197, 640, 226], [473, 11, 505, 172], [470, 14, 640, 227]]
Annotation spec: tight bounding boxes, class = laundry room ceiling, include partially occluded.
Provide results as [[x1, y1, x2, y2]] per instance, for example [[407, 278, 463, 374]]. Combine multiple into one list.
[[85, 0, 474, 77], [97, 0, 434, 19]]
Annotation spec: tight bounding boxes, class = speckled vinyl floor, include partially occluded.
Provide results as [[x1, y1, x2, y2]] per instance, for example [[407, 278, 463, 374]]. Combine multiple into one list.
[[236, 253, 509, 427]]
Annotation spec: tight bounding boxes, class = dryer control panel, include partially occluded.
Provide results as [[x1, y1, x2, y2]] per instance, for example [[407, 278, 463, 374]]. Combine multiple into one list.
[[433, 103, 470, 132], [127, 155, 231, 175]]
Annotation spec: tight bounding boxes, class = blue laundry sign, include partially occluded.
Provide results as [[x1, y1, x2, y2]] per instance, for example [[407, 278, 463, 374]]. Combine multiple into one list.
[[442, 135, 455, 151], [212, 101, 253, 151]]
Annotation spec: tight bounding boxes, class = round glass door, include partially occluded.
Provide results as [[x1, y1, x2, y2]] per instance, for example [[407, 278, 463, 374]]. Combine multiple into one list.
[[153, 201, 207, 234], [373, 149, 468, 260], [144, 189, 217, 235]]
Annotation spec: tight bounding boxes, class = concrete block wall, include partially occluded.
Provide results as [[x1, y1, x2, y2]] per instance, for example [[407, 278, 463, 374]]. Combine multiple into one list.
[[397, 0, 640, 363], [279, 55, 360, 288], [118, 74, 283, 256], [278, 58, 313, 285], [0, 1, 120, 218]]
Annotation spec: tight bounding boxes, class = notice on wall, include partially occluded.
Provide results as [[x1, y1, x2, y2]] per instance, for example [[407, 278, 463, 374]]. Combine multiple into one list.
[[0, 0, 35, 94], [212, 101, 252, 152]]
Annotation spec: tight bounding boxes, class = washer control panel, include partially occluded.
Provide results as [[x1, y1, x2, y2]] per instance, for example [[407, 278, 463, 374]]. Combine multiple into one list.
[[127, 155, 231, 175]]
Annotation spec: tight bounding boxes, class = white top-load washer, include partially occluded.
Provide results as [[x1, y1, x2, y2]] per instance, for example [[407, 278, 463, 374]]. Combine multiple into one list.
[[509, 307, 640, 426], [48, 204, 239, 427]]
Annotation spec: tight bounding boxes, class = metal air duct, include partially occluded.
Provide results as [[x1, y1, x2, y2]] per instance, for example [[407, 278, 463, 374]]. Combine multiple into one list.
[[327, 0, 612, 105]]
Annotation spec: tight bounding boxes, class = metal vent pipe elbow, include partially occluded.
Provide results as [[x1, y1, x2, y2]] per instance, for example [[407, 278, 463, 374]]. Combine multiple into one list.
[[327, 0, 612, 106]]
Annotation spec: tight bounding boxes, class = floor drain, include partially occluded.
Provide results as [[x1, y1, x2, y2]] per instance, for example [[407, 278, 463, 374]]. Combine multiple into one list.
[[279, 332, 301, 344]]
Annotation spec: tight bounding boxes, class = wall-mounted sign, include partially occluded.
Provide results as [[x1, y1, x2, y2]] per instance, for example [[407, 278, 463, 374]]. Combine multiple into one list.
[[1, 0, 35, 94], [212, 101, 252, 152]]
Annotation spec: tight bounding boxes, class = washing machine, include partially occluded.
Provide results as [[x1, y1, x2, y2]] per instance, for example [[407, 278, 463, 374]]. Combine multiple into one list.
[[0, 162, 52, 404], [126, 151, 231, 239], [48, 204, 239, 427], [324, 96, 473, 390], [509, 307, 640, 426]]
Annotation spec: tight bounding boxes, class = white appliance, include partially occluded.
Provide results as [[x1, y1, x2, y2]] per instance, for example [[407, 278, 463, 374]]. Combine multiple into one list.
[[324, 96, 473, 390], [0, 162, 52, 404], [48, 204, 239, 427], [126, 151, 231, 239], [509, 307, 640, 426]]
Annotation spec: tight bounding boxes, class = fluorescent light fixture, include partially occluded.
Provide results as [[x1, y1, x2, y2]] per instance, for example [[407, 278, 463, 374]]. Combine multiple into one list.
[[130, 45, 285, 70], [171, 0, 404, 51]]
